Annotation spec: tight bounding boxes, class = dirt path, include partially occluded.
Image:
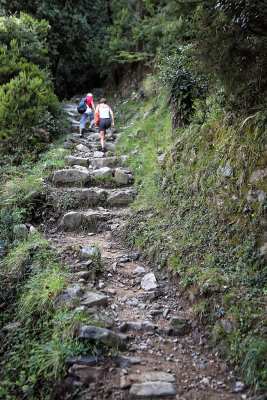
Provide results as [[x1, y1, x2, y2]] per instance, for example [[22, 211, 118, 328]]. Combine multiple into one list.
[[44, 93, 251, 400]]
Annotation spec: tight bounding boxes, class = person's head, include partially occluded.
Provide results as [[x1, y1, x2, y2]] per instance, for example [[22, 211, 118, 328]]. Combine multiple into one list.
[[100, 98, 106, 104], [87, 93, 93, 97]]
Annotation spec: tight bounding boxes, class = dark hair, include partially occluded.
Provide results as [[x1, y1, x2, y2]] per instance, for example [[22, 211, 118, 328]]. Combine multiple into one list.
[[100, 98, 106, 104]]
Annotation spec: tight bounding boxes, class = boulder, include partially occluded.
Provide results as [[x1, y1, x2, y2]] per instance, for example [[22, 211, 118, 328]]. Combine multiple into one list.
[[78, 325, 127, 350], [247, 189, 266, 202], [61, 212, 83, 230], [52, 169, 89, 184], [67, 117, 79, 126], [114, 355, 142, 368], [29, 225, 38, 235], [104, 142, 116, 152], [3, 322, 21, 331], [67, 188, 107, 205], [55, 285, 84, 307], [87, 133, 100, 141], [68, 365, 103, 383], [13, 224, 28, 239], [114, 168, 129, 185]]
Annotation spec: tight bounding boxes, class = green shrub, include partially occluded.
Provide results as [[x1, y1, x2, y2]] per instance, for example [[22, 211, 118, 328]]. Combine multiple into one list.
[[0, 13, 61, 164], [0, 69, 59, 163], [242, 341, 267, 391]]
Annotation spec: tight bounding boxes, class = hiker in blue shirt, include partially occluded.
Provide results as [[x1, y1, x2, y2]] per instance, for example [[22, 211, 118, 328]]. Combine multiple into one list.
[[79, 93, 96, 138]]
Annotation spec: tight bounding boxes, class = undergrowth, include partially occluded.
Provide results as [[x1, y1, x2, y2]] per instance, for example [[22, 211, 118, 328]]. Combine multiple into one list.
[[0, 233, 99, 399], [115, 77, 267, 392]]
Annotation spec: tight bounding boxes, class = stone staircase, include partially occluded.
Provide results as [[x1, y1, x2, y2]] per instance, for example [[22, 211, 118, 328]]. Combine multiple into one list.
[[47, 94, 244, 400]]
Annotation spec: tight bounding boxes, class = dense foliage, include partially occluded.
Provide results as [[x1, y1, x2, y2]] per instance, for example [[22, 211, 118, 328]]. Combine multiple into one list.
[[0, 13, 61, 163], [2, 0, 265, 109], [1, 0, 110, 97]]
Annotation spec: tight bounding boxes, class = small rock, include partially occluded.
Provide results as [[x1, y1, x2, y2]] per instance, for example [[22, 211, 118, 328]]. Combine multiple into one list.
[[157, 154, 166, 165], [221, 319, 233, 333], [218, 160, 232, 177], [141, 273, 158, 291], [3, 322, 21, 331], [163, 309, 170, 318], [29, 225, 38, 235], [114, 355, 142, 368], [81, 247, 101, 260], [249, 169, 267, 184], [133, 266, 146, 276], [169, 317, 191, 336], [142, 321, 157, 331], [76, 144, 90, 152], [93, 151, 105, 158], [120, 375, 131, 389]]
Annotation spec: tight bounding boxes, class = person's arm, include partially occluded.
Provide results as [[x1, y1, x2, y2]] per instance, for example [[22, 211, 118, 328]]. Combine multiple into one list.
[[109, 107, 114, 126], [91, 100, 96, 113]]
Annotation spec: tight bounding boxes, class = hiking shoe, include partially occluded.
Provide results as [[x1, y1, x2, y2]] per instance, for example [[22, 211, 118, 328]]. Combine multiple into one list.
[[101, 147, 105, 152], [88, 127, 93, 132], [79, 133, 83, 138]]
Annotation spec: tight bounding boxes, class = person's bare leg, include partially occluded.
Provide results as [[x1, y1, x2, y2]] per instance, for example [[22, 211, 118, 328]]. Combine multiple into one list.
[[100, 131, 105, 149]]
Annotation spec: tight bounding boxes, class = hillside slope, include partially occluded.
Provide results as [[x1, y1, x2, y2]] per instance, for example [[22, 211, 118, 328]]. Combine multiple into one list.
[[115, 77, 267, 391]]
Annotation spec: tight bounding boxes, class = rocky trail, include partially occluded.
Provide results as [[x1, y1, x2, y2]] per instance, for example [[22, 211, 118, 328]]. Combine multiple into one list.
[[40, 92, 257, 400]]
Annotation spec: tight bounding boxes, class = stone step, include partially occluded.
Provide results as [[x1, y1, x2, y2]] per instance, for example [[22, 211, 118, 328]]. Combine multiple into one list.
[[67, 116, 80, 126], [65, 155, 90, 167], [120, 372, 176, 390], [51, 167, 134, 187], [129, 382, 176, 398], [91, 155, 128, 169], [64, 155, 128, 169], [78, 325, 128, 350], [55, 285, 108, 309], [51, 187, 136, 209], [60, 209, 111, 231]]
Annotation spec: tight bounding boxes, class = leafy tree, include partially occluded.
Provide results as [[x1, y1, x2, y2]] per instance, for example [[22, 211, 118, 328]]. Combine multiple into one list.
[[1, 0, 110, 97], [0, 13, 59, 163], [158, 49, 204, 128], [175, 0, 267, 109]]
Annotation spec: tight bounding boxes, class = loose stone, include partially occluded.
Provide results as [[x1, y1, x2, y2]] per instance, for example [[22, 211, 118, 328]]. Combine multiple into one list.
[[129, 381, 175, 398], [78, 325, 128, 350], [141, 273, 158, 291]]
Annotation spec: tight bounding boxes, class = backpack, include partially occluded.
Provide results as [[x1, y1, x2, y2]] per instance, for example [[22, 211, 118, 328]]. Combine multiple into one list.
[[77, 97, 87, 114]]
